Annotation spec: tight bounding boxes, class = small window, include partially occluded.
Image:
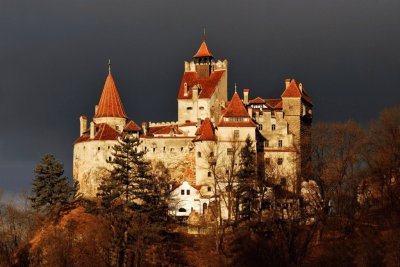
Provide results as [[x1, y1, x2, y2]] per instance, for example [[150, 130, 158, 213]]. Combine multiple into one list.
[[145, 146, 147, 152], [226, 169, 229, 175], [227, 148, 233, 155], [234, 130, 239, 139], [153, 148, 156, 152], [163, 147, 166, 153], [170, 148, 174, 152], [258, 124, 263, 130], [278, 158, 283, 165], [187, 107, 193, 110], [197, 152, 202, 158], [178, 208, 186, 212], [116, 125, 120, 131], [208, 171, 212, 177], [209, 152, 214, 157], [265, 158, 271, 165], [108, 156, 112, 161], [199, 106, 204, 110], [265, 140, 269, 147], [108, 146, 110, 149], [186, 190, 190, 195], [181, 190, 184, 195], [272, 124, 276, 131], [203, 203, 208, 211], [278, 140, 283, 147], [207, 186, 212, 192], [98, 147, 100, 151], [181, 147, 184, 152]]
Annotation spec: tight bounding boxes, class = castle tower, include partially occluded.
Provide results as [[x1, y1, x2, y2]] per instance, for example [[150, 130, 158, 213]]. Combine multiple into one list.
[[73, 64, 131, 197], [281, 79, 313, 192], [177, 38, 228, 124], [92, 64, 127, 131]]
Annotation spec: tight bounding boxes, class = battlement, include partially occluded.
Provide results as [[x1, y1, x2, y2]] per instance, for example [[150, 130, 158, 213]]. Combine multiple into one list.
[[184, 59, 228, 72]]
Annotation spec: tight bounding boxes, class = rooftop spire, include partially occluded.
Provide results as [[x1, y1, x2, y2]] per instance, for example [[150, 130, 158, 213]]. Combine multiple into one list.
[[234, 82, 237, 93], [94, 65, 127, 119], [193, 33, 213, 58]]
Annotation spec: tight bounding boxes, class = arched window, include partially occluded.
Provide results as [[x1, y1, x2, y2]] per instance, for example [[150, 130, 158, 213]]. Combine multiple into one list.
[[178, 208, 186, 212]]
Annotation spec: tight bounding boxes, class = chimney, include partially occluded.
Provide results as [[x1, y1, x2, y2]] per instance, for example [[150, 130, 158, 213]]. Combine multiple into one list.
[[141, 122, 147, 136], [248, 106, 253, 117], [95, 105, 98, 114], [192, 84, 199, 100], [184, 83, 188, 96], [243, 89, 249, 105], [285, 79, 291, 88], [90, 122, 95, 139], [299, 83, 303, 93], [79, 116, 87, 136]]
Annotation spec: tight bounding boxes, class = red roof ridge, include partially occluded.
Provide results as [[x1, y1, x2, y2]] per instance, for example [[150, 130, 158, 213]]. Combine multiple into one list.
[[193, 40, 213, 58], [281, 79, 313, 105], [94, 72, 127, 118], [124, 120, 141, 132]]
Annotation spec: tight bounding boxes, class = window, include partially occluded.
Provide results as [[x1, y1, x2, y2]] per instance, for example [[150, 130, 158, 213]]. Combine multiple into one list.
[[197, 152, 202, 158], [278, 158, 283, 165], [98, 147, 100, 151], [272, 124, 276, 131], [227, 148, 234, 155], [203, 203, 208, 211], [199, 106, 204, 110], [209, 152, 214, 157], [108, 156, 112, 161], [265, 140, 269, 147], [178, 208, 186, 212], [181, 190, 184, 195], [145, 146, 147, 152], [163, 147, 166, 153], [258, 124, 263, 130], [186, 190, 190, 195], [170, 148, 174, 152], [234, 130, 239, 139], [278, 140, 283, 147], [108, 146, 110, 149], [187, 107, 193, 110], [181, 147, 184, 152], [265, 158, 271, 165], [153, 148, 156, 152], [208, 171, 212, 177], [116, 125, 120, 131], [207, 186, 212, 192]]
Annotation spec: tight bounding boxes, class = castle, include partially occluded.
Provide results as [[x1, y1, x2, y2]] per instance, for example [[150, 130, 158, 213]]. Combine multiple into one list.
[[73, 38, 313, 217]]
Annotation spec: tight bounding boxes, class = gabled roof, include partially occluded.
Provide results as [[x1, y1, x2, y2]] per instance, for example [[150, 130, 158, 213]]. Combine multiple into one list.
[[177, 70, 225, 99], [124, 120, 141, 132], [218, 93, 256, 128], [265, 99, 282, 108], [152, 125, 183, 135], [94, 72, 127, 118], [74, 123, 120, 144], [193, 40, 213, 58], [223, 92, 250, 117], [194, 118, 216, 142], [281, 79, 313, 105], [249, 97, 266, 104]]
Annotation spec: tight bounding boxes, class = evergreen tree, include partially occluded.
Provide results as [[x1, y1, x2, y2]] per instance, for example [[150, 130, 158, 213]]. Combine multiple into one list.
[[237, 135, 258, 221], [97, 134, 170, 267], [30, 154, 74, 211]]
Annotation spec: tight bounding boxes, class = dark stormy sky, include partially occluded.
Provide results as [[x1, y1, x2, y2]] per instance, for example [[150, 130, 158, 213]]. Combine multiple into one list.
[[0, 0, 399, 195]]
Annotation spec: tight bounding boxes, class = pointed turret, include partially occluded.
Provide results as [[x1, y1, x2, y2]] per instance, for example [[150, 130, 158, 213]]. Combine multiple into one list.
[[194, 118, 217, 142], [94, 68, 127, 119], [193, 40, 213, 58], [219, 92, 256, 127]]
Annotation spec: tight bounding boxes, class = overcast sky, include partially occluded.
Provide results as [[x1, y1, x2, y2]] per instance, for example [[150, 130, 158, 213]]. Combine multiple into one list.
[[0, 0, 399, 195]]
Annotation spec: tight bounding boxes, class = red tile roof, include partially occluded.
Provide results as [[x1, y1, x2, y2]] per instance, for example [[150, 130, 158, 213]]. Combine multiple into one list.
[[218, 93, 256, 128], [281, 79, 312, 105], [193, 40, 213, 58], [177, 70, 225, 99], [194, 118, 216, 142], [265, 99, 282, 108], [223, 92, 249, 117], [74, 123, 120, 143], [152, 125, 183, 135], [124, 120, 141, 132], [94, 72, 127, 118], [249, 97, 266, 104]]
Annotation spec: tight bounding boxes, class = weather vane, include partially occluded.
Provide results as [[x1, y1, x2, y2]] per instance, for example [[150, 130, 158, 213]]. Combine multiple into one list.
[[108, 59, 111, 73]]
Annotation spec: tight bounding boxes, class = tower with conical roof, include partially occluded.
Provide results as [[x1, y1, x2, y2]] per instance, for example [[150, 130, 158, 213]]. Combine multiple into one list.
[[177, 37, 228, 124], [73, 63, 141, 197]]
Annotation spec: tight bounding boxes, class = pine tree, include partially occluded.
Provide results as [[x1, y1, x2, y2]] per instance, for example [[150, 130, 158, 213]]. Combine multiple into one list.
[[97, 134, 170, 267], [30, 154, 74, 211], [237, 135, 258, 221]]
